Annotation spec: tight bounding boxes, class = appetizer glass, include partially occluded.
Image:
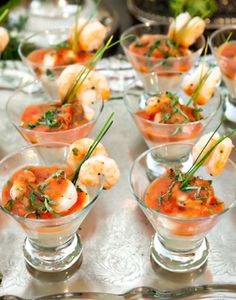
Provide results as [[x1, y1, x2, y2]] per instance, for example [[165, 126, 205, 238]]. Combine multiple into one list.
[[129, 143, 236, 273], [209, 25, 236, 123], [124, 77, 222, 148], [18, 27, 93, 98], [120, 23, 205, 86], [0, 142, 104, 272], [7, 80, 103, 144]]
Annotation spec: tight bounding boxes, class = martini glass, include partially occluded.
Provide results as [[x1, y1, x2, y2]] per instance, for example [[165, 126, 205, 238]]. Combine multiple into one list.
[[129, 143, 236, 272], [18, 27, 94, 99], [0, 142, 104, 272], [6, 80, 103, 144], [120, 23, 205, 86], [209, 25, 236, 123], [124, 76, 222, 148]]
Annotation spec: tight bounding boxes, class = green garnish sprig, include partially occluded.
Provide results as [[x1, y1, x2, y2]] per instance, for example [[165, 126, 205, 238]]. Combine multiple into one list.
[[0, 9, 9, 24], [180, 124, 236, 189], [71, 112, 114, 185]]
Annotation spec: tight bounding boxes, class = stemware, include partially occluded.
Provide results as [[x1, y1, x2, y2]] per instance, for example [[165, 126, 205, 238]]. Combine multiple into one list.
[[6, 80, 103, 144], [209, 25, 236, 123], [129, 143, 236, 272], [120, 23, 205, 86], [124, 75, 222, 148], [0, 142, 104, 272]]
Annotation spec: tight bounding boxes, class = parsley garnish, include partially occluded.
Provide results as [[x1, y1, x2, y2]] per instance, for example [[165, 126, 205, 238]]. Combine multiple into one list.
[[72, 148, 78, 156]]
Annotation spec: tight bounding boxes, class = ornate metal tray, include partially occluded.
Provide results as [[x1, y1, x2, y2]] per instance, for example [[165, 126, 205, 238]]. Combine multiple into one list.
[[0, 60, 236, 299]]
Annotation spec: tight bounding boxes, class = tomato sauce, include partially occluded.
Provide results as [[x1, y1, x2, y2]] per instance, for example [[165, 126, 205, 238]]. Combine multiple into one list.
[[27, 48, 93, 68], [21, 102, 89, 132], [2, 166, 88, 219], [135, 93, 203, 143], [128, 34, 191, 73], [218, 42, 236, 80], [144, 169, 224, 218]]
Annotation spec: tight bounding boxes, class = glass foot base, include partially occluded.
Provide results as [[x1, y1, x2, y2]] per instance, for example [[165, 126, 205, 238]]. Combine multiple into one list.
[[23, 233, 83, 272], [150, 234, 209, 273]]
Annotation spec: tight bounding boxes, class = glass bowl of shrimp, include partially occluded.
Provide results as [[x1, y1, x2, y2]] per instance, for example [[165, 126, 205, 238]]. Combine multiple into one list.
[[124, 65, 222, 149], [18, 17, 108, 96], [129, 138, 236, 273], [6, 80, 104, 144], [0, 137, 120, 272], [120, 13, 205, 86]]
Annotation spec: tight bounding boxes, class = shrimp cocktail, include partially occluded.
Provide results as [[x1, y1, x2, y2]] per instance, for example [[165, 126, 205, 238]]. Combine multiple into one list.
[[210, 26, 236, 123], [130, 127, 236, 273], [0, 115, 120, 272], [8, 37, 115, 144], [121, 12, 205, 88], [124, 63, 222, 148], [18, 14, 108, 96]]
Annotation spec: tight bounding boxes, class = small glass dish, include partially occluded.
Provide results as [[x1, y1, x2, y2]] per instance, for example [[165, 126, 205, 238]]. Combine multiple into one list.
[[0, 142, 104, 272], [18, 27, 94, 98], [6, 80, 103, 144], [129, 143, 236, 273], [209, 25, 236, 123], [120, 23, 205, 84], [124, 76, 222, 148]]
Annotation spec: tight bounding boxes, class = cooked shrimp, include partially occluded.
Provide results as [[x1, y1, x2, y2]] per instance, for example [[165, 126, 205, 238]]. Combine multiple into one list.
[[207, 137, 233, 177], [69, 17, 107, 52], [178, 17, 205, 48], [10, 170, 36, 201], [193, 132, 220, 164], [43, 173, 78, 213], [182, 63, 209, 96], [168, 13, 205, 48], [196, 67, 221, 105], [82, 104, 95, 121], [146, 95, 170, 115], [58, 64, 110, 103], [168, 12, 191, 39], [79, 155, 120, 189], [67, 138, 108, 172], [0, 27, 9, 52]]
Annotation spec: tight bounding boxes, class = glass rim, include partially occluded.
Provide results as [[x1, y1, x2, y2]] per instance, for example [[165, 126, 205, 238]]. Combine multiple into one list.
[[0, 141, 104, 225], [129, 142, 236, 222], [209, 25, 236, 62], [120, 22, 206, 64], [6, 80, 104, 137], [123, 79, 222, 127]]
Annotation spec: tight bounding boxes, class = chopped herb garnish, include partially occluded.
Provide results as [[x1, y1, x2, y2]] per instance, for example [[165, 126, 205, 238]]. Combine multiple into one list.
[[72, 148, 78, 156], [46, 69, 55, 78], [52, 170, 65, 178], [7, 199, 13, 211]]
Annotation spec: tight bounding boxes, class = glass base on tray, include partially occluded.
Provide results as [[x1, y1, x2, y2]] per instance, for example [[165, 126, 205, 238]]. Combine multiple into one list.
[[150, 233, 209, 273], [23, 233, 83, 272]]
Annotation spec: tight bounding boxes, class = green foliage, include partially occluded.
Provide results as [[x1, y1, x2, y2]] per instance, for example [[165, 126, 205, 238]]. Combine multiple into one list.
[[169, 0, 218, 19]]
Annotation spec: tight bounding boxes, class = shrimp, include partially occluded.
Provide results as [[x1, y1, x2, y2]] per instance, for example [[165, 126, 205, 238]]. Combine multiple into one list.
[[43, 173, 78, 213], [10, 170, 36, 201], [69, 17, 107, 52], [182, 63, 209, 96], [182, 64, 221, 105], [82, 104, 95, 121], [0, 27, 9, 52], [67, 138, 108, 172], [193, 132, 220, 164], [177, 17, 205, 48], [58, 64, 110, 104], [146, 95, 171, 115], [79, 155, 120, 189], [207, 137, 233, 177], [168, 13, 205, 48], [168, 12, 191, 39]]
